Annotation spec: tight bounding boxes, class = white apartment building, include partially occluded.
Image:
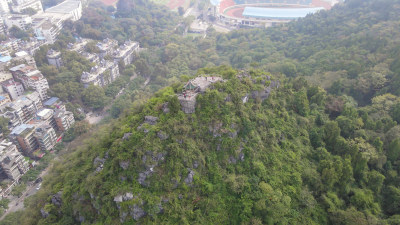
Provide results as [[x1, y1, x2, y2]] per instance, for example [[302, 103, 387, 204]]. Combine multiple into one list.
[[34, 124, 56, 151], [54, 109, 74, 131], [0, 0, 10, 14], [46, 49, 63, 69], [3, 14, 32, 31], [9, 64, 49, 100], [0, 140, 29, 181], [81, 60, 120, 88], [45, 0, 82, 21], [1, 79, 24, 100], [11, 0, 43, 14], [113, 40, 139, 66]]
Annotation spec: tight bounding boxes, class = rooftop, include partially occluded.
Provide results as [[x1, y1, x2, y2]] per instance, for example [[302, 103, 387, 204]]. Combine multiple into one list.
[[242, 7, 324, 19], [45, 0, 81, 14], [43, 97, 59, 106], [10, 124, 35, 136]]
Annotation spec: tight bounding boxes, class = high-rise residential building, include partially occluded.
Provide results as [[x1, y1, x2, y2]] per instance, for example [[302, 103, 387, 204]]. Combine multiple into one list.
[[11, 0, 43, 14], [0, 140, 29, 181], [9, 64, 49, 100], [3, 14, 32, 31], [1, 79, 24, 100], [46, 49, 63, 69], [81, 60, 120, 88], [34, 124, 56, 151], [44, 0, 82, 21], [54, 109, 74, 131], [113, 40, 139, 66], [0, 0, 10, 14], [9, 124, 38, 154]]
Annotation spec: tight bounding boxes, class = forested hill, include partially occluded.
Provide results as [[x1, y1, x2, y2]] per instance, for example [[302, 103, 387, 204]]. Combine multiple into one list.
[[4, 0, 400, 224], [215, 0, 400, 106], [14, 66, 400, 224]]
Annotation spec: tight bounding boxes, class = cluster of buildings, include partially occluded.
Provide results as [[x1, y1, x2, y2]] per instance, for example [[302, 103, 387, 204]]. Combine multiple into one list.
[[0, 0, 82, 44], [50, 37, 140, 88]]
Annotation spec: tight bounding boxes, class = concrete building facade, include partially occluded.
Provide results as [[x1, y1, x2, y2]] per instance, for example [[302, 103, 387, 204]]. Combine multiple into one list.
[[34, 124, 56, 151], [0, 140, 29, 181], [1, 79, 24, 100], [46, 49, 63, 69], [54, 109, 74, 131]]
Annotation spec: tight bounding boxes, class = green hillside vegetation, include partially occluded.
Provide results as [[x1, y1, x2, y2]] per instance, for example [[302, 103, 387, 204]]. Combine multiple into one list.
[[4, 0, 400, 224], [9, 66, 400, 224]]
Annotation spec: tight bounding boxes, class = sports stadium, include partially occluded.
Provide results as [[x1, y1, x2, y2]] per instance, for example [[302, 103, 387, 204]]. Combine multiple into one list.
[[210, 0, 338, 27]]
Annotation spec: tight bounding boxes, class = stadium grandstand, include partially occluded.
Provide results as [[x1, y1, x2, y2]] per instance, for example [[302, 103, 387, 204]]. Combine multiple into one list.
[[211, 0, 339, 28]]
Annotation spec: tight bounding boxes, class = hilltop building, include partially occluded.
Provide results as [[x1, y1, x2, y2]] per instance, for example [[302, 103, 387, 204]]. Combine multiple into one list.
[[178, 76, 224, 113], [46, 49, 63, 69]]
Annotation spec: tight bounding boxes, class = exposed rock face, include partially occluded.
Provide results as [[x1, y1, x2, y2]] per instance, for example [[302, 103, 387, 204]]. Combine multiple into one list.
[[131, 204, 146, 221], [137, 124, 149, 133], [144, 116, 158, 125], [138, 151, 166, 186], [40, 208, 49, 218], [51, 192, 62, 206], [193, 161, 199, 169], [78, 215, 85, 223], [239, 152, 245, 161], [229, 156, 237, 164], [119, 160, 130, 170], [162, 102, 170, 114], [122, 133, 132, 140], [209, 123, 223, 138], [94, 156, 105, 172], [157, 131, 169, 140], [184, 169, 195, 185], [179, 96, 196, 114]]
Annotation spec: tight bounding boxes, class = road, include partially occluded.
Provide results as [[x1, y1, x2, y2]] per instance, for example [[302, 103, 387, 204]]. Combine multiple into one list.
[[86, 74, 138, 125], [0, 167, 50, 220]]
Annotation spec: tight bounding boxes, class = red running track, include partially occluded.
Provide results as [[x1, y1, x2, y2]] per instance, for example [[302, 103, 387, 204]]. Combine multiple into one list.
[[167, 0, 185, 9]]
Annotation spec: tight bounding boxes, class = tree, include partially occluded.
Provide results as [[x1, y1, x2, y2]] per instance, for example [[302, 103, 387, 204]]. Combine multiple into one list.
[[82, 85, 109, 110], [107, 6, 115, 13], [21, 7, 37, 16], [293, 89, 310, 116], [387, 138, 400, 162], [178, 7, 185, 16], [0, 117, 10, 135], [9, 26, 29, 39], [324, 121, 340, 151]]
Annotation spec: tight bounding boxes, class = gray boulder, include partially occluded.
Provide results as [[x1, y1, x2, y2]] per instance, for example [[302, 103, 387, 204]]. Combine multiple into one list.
[[119, 160, 130, 170], [51, 192, 62, 206], [157, 131, 169, 140], [184, 169, 195, 185], [122, 133, 132, 140], [144, 116, 158, 125], [40, 208, 49, 218], [131, 204, 146, 221], [162, 102, 170, 114]]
